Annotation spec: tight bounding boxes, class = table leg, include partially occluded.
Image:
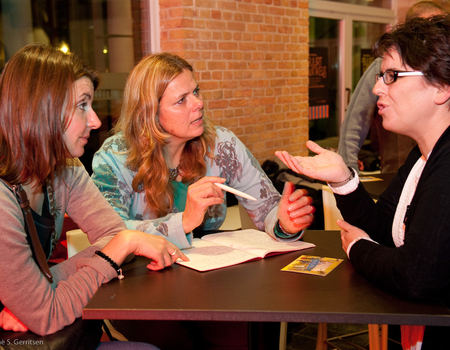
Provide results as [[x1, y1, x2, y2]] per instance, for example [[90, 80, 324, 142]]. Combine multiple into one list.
[[315, 323, 327, 350], [380, 324, 388, 350], [368, 324, 380, 350], [279, 322, 287, 350]]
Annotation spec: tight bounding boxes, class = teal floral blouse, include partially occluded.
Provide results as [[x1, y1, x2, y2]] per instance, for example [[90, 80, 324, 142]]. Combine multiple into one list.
[[91, 126, 302, 249]]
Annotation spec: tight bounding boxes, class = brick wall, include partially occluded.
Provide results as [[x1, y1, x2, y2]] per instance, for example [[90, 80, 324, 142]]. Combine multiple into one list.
[[159, 0, 310, 162]]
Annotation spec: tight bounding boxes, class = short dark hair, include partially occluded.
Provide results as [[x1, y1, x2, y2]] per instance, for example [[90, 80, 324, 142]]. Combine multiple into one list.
[[373, 14, 450, 89], [0, 44, 98, 185]]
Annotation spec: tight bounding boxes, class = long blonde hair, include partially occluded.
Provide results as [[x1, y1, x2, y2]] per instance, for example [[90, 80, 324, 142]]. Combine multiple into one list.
[[114, 52, 216, 217]]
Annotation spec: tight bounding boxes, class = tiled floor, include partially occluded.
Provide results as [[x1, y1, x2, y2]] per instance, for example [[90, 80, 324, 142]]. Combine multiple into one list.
[[286, 323, 403, 350]]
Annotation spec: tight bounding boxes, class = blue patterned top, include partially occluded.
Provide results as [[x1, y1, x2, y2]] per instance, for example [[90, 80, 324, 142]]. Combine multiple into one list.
[[91, 126, 301, 249]]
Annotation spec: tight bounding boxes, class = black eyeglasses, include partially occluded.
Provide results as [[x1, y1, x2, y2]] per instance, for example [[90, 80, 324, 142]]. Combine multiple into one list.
[[375, 70, 424, 85]]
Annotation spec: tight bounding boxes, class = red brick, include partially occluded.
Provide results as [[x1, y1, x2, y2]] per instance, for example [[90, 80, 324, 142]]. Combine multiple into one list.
[[206, 21, 227, 30], [258, 5, 269, 14], [200, 81, 219, 90], [196, 41, 217, 50], [213, 31, 223, 40], [210, 109, 224, 119], [247, 23, 260, 32], [159, 0, 309, 164], [201, 71, 212, 80], [161, 41, 185, 51], [168, 8, 184, 17], [217, 1, 237, 11], [223, 90, 233, 99], [239, 115, 258, 126], [195, 0, 216, 8], [230, 99, 249, 108], [219, 80, 239, 89], [228, 61, 248, 70], [195, 20, 206, 29], [211, 10, 222, 19], [209, 100, 229, 109], [251, 33, 263, 41], [218, 42, 238, 50], [212, 90, 223, 100], [212, 71, 223, 80], [252, 14, 264, 23], [260, 24, 277, 32], [237, 3, 257, 13], [268, 7, 285, 16], [239, 43, 258, 51], [234, 13, 244, 22], [223, 51, 233, 60], [207, 61, 227, 70], [159, 0, 190, 8], [234, 70, 253, 80], [223, 11, 233, 20]]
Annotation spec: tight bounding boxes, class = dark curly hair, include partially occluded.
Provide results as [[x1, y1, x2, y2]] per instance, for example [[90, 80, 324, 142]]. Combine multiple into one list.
[[373, 14, 450, 89]]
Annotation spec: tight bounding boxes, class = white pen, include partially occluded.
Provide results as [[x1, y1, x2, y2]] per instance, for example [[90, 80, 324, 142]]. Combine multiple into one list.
[[214, 183, 257, 201]]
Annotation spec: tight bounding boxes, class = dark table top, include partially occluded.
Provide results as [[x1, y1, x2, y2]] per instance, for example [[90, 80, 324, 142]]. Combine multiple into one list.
[[360, 173, 396, 200], [83, 230, 450, 326]]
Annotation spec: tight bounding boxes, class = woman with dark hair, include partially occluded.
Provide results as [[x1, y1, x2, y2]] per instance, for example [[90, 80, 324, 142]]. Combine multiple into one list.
[[0, 44, 186, 348], [91, 52, 315, 349], [277, 15, 450, 349]]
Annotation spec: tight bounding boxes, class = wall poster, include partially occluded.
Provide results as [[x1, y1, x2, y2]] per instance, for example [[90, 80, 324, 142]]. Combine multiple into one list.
[[309, 47, 329, 120]]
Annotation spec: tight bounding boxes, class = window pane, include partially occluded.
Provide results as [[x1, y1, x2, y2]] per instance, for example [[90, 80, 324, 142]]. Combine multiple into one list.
[[309, 17, 339, 146], [0, 0, 144, 173], [0, 0, 142, 72], [323, 0, 392, 9], [352, 21, 387, 88]]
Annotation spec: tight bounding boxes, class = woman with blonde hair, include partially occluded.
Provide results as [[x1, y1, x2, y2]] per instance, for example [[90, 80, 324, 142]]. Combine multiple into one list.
[[92, 52, 314, 248], [92, 52, 314, 349]]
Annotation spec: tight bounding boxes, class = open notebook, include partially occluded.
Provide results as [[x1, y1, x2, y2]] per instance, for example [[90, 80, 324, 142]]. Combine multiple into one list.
[[177, 229, 315, 272]]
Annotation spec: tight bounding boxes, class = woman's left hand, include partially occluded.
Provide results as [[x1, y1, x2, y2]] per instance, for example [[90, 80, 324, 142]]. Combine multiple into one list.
[[337, 219, 370, 253], [277, 182, 314, 234], [0, 308, 28, 332]]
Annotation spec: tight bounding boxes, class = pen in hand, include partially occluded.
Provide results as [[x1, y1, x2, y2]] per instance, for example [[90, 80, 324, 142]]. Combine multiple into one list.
[[214, 183, 257, 201]]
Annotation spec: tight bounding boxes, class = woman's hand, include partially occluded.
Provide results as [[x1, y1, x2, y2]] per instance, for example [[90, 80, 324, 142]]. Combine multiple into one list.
[[182, 176, 226, 233], [275, 140, 350, 183], [101, 230, 189, 271], [277, 182, 314, 234], [0, 308, 28, 332], [337, 219, 370, 253]]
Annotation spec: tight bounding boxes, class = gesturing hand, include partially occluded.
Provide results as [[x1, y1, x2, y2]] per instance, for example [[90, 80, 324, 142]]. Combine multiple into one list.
[[275, 141, 350, 184], [277, 182, 314, 234], [182, 176, 226, 233]]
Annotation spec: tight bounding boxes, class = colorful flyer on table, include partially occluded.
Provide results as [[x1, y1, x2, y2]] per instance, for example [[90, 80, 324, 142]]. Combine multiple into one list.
[[281, 255, 343, 276]]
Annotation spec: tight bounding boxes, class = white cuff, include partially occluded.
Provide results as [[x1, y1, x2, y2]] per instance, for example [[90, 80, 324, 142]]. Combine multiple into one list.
[[346, 236, 378, 258], [328, 168, 359, 195]]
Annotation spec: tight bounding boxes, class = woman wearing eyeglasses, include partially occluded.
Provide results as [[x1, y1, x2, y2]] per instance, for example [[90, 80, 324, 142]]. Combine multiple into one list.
[[276, 15, 450, 349]]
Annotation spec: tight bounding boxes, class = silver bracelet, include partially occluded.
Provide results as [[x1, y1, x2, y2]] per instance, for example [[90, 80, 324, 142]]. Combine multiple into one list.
[[328, 167, 355, 188]]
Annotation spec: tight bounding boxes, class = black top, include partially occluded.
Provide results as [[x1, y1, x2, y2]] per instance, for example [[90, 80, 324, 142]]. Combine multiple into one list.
[[29, 186, 55, 260]]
